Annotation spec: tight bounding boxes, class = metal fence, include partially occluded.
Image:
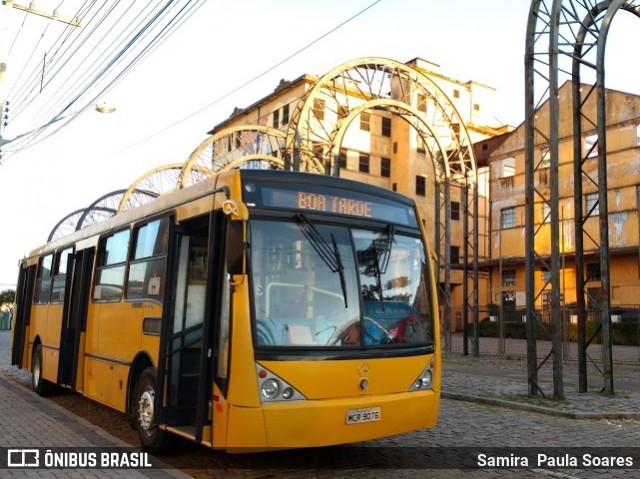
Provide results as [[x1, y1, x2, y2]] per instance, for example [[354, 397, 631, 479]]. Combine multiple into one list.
[[447, 306, 640, 365]]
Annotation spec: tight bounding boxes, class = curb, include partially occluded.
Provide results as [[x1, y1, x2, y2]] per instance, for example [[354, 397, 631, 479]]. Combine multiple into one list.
[[442, 390, 640, 420]]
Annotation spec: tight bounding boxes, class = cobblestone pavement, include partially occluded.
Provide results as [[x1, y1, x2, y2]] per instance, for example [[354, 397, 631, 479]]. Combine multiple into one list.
[[443, 333, 640, 419], [1, 329, 640, 479]]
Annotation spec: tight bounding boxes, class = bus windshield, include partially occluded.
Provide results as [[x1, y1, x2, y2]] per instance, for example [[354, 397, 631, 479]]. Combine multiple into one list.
[[250, 217, 433, 349]]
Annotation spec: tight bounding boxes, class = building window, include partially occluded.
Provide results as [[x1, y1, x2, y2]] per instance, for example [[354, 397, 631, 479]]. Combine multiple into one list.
[[417, 94, 427, 112], [450, 246, 460, 265], [453, 89, 460, 99], [360, 112, 370, 131], [502, 269, 516, 287], [282, 104, 289, 125], [587, 263, 601, 282], [359, 153, 370, 173], [473, 103, 480, 112], [313, 98, 325, 121], [541, 148, 551, 169], [500, 207, 516, 229], [542, 202, 550, 223], [272, 109, 280, 129], [339, 148, 347, 169], [585, 193, 599, 216], [381, 117, 391, 137], [541, 269, 552, 285], [499, 157, 515, 178], [416, 175, 426, 196], [498, 157, 516, 189], [451, 201, 460, 221], [393, 142, 398, 154], [381, 157, 391, 178], [585, 134, 598, 158], [417, 136, 426, 155]]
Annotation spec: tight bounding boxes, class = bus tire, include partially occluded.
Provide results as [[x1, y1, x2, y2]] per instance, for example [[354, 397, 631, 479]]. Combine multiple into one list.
[[135, 367, 170, 453], [32, 344, 53, 397]]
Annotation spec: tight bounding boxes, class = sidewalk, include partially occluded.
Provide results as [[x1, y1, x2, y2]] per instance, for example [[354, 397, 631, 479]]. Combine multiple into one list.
[[0, 330, 191, 478], [442, 352, 640, 419]]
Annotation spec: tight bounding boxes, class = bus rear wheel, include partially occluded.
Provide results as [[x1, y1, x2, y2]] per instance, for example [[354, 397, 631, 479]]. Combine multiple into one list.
[[32, 344, 53, 397], [135, 367, 171, 453]]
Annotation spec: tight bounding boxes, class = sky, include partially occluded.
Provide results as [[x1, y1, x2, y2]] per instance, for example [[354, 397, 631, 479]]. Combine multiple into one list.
[[0, 0, 639, 289]]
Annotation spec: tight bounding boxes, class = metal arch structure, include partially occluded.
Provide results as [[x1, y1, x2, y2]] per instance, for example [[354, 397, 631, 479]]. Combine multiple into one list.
[[118, 164, 197, 213], [47, 208, 112, 242], [286, 57, 479, 357], [47, 189, 157, 242], [178, 125, 291, 188], [525, 0, 639, 397]]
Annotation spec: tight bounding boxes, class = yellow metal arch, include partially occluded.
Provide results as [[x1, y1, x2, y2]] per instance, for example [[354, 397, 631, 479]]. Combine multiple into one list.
[[179, 125, 289, 188], [286, 56, 476, 183], [118, 163, 212, 213]]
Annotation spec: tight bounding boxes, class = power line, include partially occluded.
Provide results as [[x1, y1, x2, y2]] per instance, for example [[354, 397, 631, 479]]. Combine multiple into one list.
[[2, 0, 207, 159], [116, 0, 384, 155]]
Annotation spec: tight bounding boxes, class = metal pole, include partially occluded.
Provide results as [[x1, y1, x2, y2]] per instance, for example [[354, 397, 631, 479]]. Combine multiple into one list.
[[462, 184, 469, 356], [473, 184, 480, 357]]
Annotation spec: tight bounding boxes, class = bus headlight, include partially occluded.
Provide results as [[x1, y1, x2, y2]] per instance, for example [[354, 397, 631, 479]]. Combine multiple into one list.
[[261, 379, 280, 399], [256, 363, 306, 402], [420, 370, 432, 388], [409, 361, 435, 391], [281, 387, 294, 400]]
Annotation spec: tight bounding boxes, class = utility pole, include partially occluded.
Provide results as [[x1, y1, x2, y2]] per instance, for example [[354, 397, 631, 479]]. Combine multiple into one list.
[[3, 1, 82, 27]]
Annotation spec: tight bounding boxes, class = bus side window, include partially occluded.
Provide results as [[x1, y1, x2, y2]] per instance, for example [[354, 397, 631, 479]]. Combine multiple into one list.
[[127, 218, 169, 303], [34, 254, 53, 304], [51, 248, 73, 304], [94, 229, 130, 302]]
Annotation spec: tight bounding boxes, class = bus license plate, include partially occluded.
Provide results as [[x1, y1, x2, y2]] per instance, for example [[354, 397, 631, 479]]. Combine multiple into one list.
[[346, 407, 381, 424]]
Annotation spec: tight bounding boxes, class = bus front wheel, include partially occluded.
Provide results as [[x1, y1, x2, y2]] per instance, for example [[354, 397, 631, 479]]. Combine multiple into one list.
[[135, 367, 170, 453]]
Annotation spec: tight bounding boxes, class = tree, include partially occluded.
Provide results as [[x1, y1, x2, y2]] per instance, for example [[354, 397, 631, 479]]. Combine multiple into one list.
[[0, 289, 15, 311]]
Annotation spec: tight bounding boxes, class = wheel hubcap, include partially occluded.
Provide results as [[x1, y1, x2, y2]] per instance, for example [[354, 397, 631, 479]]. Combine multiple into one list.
[[138, 389, 155, 432], [33, 357, 41, 387]]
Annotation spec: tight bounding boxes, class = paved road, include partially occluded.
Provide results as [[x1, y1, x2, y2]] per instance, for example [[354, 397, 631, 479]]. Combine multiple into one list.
[[1, 329, 639, 478]]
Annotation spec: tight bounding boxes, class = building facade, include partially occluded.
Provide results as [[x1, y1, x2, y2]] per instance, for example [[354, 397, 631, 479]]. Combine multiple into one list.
[[209, 57, 513, 331], [487, 81, 640, 319]]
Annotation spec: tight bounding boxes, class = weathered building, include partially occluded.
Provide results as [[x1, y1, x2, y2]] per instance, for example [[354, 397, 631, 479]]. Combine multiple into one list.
[[487, 81, 640, 318], [209, 57, 512, 331]]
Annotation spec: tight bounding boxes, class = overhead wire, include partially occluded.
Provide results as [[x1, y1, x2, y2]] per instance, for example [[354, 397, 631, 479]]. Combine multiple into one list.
[[4, 0, 383, 160], [116, 0, 384, 154], [3, 0, 207, 156], [2, 2, 170, 149], [7, 0, 99, 118]]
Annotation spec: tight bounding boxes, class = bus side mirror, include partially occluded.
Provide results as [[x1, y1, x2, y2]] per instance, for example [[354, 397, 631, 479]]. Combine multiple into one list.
[[222, 199, 249, 276], [226, 220, 246, 275]]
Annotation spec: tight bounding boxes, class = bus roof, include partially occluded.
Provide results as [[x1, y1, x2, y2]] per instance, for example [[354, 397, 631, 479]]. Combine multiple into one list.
[[23, 170, 417, 261]]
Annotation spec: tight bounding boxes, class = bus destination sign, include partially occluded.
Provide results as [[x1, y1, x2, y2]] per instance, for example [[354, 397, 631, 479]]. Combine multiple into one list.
[[243, 182, 418, 227], [297, 192, 372, 218]]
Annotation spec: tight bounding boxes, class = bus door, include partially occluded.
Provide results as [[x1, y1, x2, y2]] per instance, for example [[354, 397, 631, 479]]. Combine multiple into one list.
[[12, 262, 36, 368], [58, 248, 95, 389], [157, 216, 213, 441]]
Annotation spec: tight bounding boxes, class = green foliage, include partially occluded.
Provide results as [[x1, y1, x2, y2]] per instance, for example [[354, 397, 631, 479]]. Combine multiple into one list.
[[0, 289, 15, 310], [473, 318, 640, 346]]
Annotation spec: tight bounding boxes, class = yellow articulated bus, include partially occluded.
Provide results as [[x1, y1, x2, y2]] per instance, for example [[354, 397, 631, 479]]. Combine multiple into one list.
[[11, 169, 440, 452]]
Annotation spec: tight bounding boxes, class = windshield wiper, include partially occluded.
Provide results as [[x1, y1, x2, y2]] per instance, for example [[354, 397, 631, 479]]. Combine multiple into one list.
[[296, 214, 348, 308], [374, 224, 395, 307]]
